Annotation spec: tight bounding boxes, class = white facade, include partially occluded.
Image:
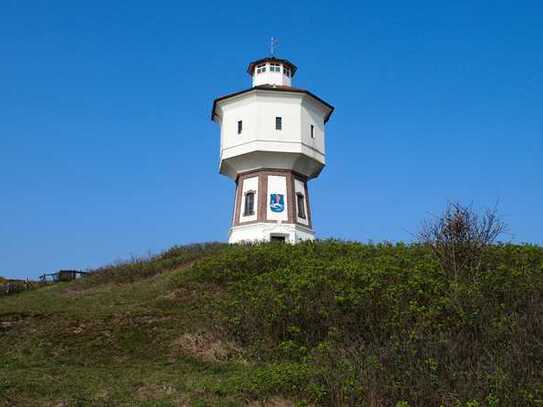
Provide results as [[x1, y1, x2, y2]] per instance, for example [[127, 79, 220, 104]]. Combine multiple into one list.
[[212, 56, 333, 244], [267, 175, 288, 222], [214, 89, 331, 180], [229, 222, 315, 244]]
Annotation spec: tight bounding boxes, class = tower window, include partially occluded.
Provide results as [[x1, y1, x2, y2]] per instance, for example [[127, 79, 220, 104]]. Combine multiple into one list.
[[237, 120, 243, 134], [275, 116, 282, 130], [310, 124, 315, 139], [283, 67, 291, 77], [256, 64, 266, 74], [296, 193, 306, 219], [270, 63, 280, 72], [244, 191, 255, 216]]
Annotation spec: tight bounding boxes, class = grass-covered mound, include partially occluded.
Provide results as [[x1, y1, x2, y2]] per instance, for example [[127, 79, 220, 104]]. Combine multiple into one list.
[[1, 241, 542, 406]]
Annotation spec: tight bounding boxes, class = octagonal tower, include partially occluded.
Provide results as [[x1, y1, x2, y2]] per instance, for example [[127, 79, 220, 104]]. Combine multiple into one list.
[[211, 56, 334, 243]]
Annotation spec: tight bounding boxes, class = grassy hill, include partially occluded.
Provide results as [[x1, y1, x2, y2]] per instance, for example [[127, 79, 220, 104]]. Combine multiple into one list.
[[1, 241, 542, 406]]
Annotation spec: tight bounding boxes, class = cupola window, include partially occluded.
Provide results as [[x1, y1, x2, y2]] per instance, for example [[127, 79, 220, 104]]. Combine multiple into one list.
[[270, 63, 280, 72], [244, 191, 255, 216], [283, 67, 291, 77], [256, 64, 266, 74]]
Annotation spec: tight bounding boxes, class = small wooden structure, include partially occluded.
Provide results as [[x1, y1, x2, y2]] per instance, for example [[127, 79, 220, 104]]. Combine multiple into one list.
[[0, 270, 89, 296], [39, 270, 89, 283]]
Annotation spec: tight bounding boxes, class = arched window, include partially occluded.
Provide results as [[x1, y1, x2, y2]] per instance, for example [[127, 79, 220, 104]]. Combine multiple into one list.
[[296, 193, 306, 219], [244, 191, 255, 216]]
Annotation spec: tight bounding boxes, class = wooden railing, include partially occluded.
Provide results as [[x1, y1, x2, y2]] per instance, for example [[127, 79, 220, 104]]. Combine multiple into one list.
[[1, 271, 89, 296]]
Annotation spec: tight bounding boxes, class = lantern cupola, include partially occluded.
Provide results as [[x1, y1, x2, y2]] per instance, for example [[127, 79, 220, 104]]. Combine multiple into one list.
[[247, 57, 297, 87]]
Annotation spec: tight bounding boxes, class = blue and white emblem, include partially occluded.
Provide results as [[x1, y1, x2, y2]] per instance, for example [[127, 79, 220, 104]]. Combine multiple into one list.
[[270, 193, 285, 213]]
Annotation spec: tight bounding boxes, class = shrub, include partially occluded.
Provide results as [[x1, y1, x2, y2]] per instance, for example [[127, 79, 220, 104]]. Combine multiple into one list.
[[417, 202, 507, 280], [184, 241, 543, 406]]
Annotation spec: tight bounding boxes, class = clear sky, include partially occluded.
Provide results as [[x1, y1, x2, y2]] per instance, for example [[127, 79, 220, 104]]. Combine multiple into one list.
[[1, 1, 542, 279]]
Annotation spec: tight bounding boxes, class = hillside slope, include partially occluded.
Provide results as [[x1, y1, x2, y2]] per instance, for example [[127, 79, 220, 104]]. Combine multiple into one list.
[[1, 242, 542, 406]]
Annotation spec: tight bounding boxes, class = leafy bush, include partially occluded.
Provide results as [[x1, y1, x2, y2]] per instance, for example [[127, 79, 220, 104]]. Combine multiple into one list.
[[182, 241, 543, 406], [210, 362, 313, 399]]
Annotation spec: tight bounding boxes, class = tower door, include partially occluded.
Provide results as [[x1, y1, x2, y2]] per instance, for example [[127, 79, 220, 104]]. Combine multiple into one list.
[[270, 235, 286, 243]]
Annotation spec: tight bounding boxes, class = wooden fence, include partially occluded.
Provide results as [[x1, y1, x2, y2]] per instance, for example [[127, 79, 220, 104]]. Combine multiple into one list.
[[0, 280, 37, 296], [1, 271, 89, 297]]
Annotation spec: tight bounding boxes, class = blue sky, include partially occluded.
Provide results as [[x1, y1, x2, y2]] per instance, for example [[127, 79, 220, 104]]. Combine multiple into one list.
[[1, 1, 542, 279]]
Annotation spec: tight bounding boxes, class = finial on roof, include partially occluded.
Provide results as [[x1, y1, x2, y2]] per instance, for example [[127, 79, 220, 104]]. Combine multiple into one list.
[[270, 37, 278, 56]]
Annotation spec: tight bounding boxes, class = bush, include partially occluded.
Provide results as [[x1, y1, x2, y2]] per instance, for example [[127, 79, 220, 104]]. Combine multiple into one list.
[[417, 202, 507, 280], [183, 241, 543, 406]]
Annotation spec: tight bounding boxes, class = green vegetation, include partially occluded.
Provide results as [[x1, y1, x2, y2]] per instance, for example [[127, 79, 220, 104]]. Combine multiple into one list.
[[1, 241, 543, 406]]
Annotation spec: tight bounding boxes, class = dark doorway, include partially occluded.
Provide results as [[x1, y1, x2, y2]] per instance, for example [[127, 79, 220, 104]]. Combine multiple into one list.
[[270, 235, 286, 243]]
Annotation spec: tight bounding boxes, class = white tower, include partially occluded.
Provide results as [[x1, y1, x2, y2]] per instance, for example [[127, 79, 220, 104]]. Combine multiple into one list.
[[211, 56, 334, 243]]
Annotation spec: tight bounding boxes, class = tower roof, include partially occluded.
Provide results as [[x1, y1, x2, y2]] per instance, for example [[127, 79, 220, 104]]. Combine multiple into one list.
[[247, 57, 298, 76], [211, 84, 334, 123]]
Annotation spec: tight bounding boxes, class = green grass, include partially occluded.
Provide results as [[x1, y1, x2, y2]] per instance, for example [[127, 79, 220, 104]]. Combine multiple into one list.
[[1, 241, 543, 406]]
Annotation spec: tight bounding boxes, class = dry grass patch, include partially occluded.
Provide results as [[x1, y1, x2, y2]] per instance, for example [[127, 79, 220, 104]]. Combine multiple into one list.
[[171, 332, 240, 362], [135, 383, 178, 401], [247, 396, 300, 406]]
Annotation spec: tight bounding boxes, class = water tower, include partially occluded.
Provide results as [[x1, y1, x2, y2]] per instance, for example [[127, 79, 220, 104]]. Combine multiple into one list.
[[211, 54, 334, 243]]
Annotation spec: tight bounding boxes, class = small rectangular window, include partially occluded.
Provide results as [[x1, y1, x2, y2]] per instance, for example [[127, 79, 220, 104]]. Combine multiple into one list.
[[296, 193, 306, 219], [283, 67, 291, 77], [275, 116, 282, 130], [237, 120, 243, 134], [270, 63, 280, 72], [310, 124, 315, 138], [256, 64, 266, 74], [244, 191, 255, 216]]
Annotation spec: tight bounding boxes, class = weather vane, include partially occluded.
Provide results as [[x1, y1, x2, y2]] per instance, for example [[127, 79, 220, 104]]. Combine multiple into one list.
[[270, 37, 278, 56]]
